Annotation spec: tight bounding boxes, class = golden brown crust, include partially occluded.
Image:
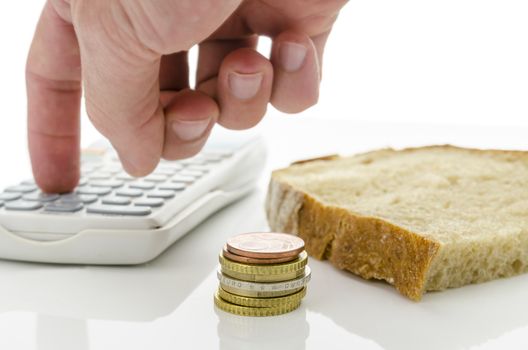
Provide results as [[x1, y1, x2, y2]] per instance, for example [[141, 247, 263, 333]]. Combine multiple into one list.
[[267, 185, 440, 301]]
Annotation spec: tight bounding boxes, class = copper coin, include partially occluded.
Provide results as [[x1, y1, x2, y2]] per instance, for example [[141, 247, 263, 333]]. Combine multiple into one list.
[[226, 232, 305, 259], [222, 245, 298, 265]]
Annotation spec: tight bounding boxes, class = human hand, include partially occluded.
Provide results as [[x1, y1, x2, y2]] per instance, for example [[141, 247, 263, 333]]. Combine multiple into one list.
[[27, 0, 347, 193]]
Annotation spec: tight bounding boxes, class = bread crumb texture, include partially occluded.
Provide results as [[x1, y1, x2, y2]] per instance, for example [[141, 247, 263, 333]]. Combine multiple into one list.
[[265, 146, 528, 300]]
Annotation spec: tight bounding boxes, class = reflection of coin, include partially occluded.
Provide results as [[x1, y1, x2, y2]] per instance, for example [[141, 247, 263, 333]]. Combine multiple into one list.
[[226, 232, 305, 259], [222, 245, 297, 265], [214, 291, 302, 317]]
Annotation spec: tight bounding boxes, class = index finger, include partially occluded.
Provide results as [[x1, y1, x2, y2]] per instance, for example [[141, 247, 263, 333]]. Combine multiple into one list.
[[26, 0, 82, 193]]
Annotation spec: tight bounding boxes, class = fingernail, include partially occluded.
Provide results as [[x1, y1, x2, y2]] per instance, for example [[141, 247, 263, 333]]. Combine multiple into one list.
[[279, 42, 308, 72], [228, 72, 263, 100], [171, 118, 210, 141]]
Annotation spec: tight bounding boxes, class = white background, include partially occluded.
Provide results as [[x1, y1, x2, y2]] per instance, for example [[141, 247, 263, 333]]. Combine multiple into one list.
[[1, 1, 528, 349], [2, 0, 528, 177]]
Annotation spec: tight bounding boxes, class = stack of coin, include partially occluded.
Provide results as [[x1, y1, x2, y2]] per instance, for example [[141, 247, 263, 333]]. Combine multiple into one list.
[[214, 232, 311, 317]]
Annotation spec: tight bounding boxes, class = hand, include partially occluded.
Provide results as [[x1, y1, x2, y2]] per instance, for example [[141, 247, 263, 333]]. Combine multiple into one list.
[[27, 0, 347, 193]]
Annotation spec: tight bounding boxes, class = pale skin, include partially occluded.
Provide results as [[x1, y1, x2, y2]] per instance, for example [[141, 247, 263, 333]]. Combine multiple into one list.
[[27, 0, 348, 193]]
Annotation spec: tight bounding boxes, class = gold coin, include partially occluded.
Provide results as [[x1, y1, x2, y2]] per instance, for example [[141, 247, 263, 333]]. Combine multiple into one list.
[[218, 287, 307, 308], [226, 232, 305, 259], [221, 265, 305, 282], [214, 291, 302, 317], [220, 285, 304, 298], [219, 251, 308, 275]]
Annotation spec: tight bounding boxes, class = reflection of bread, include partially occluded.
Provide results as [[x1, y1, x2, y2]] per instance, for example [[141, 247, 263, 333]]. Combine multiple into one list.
[[265, 146, 528, 300]]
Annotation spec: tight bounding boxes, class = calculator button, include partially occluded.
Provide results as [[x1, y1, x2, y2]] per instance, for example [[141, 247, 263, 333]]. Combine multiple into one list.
[[22, 192, 60, 202], [129, 182, 155, 190], [134, 198, 164, 207], [76, 186, 112, 196], [87, 204, 151, 216], [44, 201, 84, 213], [115, 188, 143, 197], [144, 175, 168, 183], [158, 182, 186, 191], [60, 193, 98, 204], [102, 197, 131, 205], [5, 185, 37, 193], [115, 172, 137, 181], [0, 192, 22, 201], [146, 190, 175, 199], [187, 165, 210, 173], [90, 180, 124, 188], [88, 173, 113, 180], [153, 168, 176, 176], [157, 163, 184, 171], [78, 177, 88, 186], [5, 200, 43, 211], [100, 165, 121, 174], [171, 175, 195, 183], [81, 164, 101, 174], [179, 169, 203, 178], [21, 179, 36, 185]]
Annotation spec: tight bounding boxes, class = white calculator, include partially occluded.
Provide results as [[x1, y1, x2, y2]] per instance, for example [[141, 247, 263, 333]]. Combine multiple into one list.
[[0, 127, 266, 265]]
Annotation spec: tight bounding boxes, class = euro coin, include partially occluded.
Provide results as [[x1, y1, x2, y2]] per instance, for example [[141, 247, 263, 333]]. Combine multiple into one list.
[[220, 285, 304, 298], [219, 251, 308, 276], [221, 265, 305, 282], [217, 266, 312, 293], [222, 245, 297, 265], [214, 291, 302, 317], [217, 286, 307, 308], [226, 232, 305, 259]]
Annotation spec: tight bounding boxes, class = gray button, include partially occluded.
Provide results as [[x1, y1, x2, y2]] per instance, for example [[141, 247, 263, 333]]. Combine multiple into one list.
[[90, 180, 124, 188], [78, 177, 88, 186], [203, 151, 232, 158], [115, 172, 137, 181], [153, 168, 176, 176], [129, 182, 155, 190], [81, 164, 101, 174], [158, 182, 186, 191], [134, 198, 164, 207], [102, 196, 131, 205], [88, 172, 113, 180], [76, 186, 112, 196], [60, 193, 98, 204], [144, 175, 168, 183], [5, 185, 37, 193], [146, 190, 175, 199], [22, 192, 60, 202], [187, 165, 210, 173], [115, 188, 143, 197], [171, 175, 195, 183], [179, 169, 203, 178], [0, 192, 22, 201], [5, 200, 43, 211], [100, 165, 121, 174], [0, 200, 3, 207], [157, 163, 183, 171], [44, 201, 84, 213], [87, 204, 151, 216], [21, 179, 36, 185]]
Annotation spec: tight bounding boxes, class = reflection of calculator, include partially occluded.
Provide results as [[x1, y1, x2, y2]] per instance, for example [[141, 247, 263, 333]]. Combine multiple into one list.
[[0, 127, 266, 265]]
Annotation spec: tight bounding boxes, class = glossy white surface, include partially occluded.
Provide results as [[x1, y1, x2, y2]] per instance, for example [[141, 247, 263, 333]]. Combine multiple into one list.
[[1, 119, 528, 350]]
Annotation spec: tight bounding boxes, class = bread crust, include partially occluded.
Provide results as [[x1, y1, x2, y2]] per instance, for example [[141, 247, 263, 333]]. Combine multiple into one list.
[[266, 176, 440, 300]]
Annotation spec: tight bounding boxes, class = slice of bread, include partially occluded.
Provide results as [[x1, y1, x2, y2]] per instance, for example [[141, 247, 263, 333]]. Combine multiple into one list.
[[266, 146, 528, 300]]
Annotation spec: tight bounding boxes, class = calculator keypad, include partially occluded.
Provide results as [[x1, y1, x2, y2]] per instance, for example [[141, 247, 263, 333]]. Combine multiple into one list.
[[0, 150, 232, 216]]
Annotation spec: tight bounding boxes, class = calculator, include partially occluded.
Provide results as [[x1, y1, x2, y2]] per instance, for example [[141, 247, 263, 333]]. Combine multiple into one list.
[[0, 127, 266, 265]]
